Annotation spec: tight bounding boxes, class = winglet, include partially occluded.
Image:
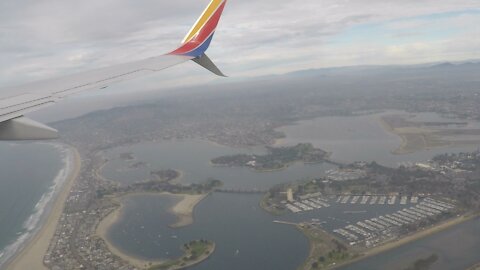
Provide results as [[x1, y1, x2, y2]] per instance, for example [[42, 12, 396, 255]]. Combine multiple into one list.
[[193, 54, 227, 77], [169, 0, 227, 76]]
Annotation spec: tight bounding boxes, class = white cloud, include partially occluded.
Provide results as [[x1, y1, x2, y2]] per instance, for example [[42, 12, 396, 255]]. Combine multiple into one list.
[[0, 0, 479, 89]]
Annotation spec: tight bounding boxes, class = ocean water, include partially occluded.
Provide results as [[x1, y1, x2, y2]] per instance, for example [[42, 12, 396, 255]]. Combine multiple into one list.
[[0, 143, 72, 268]]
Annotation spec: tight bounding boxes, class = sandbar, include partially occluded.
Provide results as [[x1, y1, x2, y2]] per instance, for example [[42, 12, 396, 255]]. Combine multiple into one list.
[[378, 114, 480, 154], [378, 115, 448, 154], [169, 194, 207, 228]]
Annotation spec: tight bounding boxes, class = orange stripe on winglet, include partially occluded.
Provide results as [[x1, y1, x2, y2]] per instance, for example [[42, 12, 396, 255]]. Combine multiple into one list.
[[182, 0, 224, 43]]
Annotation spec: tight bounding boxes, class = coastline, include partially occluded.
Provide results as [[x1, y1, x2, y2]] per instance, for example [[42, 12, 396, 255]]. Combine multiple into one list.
[[95, 192, 208, 268], [95, 152, 185, 185], [377, 115, 440, 155], [375, 114, 480, 155], [157, 241, 216, 270], [332, 214, 477, 269], [169, 193, 207, 228], [95, 201, 157, 269], [468, 262, 480, 270], [376, 115, 408, 153], [6, 146, 81, 270]]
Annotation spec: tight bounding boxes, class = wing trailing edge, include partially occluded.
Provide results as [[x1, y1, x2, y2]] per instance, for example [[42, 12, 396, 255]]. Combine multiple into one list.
[[0, 117, 58, 140], [0, 0, 228, 140]]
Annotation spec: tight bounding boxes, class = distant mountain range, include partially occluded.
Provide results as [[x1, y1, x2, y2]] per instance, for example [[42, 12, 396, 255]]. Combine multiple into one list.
[[282, 60, 480, 78]]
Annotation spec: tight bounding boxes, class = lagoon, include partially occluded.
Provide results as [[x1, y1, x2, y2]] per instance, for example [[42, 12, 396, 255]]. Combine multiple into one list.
[[102, 111, 480, 269]]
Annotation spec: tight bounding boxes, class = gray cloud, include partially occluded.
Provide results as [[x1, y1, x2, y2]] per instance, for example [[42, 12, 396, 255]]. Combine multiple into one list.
[[1, 0, 479, 88]]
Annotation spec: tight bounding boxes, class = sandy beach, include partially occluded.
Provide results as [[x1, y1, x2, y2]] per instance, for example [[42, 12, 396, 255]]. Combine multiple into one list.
[[6, 146, 81, 270], [377, 114, 480, 154], [169, 194, 207, 228], [95, 202, 156, 269], [95, 192, 207, 268], [377, 115, 445, 154]]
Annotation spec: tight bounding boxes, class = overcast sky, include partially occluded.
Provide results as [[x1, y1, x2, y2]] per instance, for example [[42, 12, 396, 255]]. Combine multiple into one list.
[[1, 0, 480, 90]]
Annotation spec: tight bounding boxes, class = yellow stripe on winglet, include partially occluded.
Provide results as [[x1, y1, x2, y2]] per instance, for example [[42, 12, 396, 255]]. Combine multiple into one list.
[[182, 0, 224, 43]]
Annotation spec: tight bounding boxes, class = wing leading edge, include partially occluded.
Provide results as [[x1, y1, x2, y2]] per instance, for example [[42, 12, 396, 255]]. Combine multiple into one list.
[[0, 0, 227, 140]]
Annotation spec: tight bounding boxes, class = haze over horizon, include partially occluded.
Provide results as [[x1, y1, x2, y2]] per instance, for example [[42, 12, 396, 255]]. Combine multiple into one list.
[[3, 2, 480, 270], [1, 0, 480, 90]]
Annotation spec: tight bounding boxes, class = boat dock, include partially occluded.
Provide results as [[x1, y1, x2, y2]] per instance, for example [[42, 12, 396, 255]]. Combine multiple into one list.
[[331, 198, 457, 245]]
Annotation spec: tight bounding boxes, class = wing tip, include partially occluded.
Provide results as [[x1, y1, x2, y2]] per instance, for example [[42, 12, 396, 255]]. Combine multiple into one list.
[[169, 0, 227, 58], [192, 54, 226, 77]]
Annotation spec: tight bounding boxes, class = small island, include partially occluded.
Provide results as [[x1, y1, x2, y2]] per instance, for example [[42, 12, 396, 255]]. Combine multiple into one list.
[[96, 171, 222, 198], [211, 143, 330, 171], [148, 240, 215, 270]]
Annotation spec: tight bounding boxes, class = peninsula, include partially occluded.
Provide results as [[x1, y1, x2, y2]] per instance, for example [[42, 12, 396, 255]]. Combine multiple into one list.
[[263, 151, 480, 269], [379, 114, 480, 154], [147, 240, 215, 270]]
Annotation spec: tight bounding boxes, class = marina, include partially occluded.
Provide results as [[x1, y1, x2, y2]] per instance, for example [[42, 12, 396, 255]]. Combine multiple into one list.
[[284, 195, 423, 213], [388, 196, 396, 205], [284, 194, 332, 213], [332, 198, 457, 246], [87, 112, 480, 269], [350, 196, 360, 204], [379, 196, 387, 205], [360, 196, 369, 204], [339, 216, 480, 270]]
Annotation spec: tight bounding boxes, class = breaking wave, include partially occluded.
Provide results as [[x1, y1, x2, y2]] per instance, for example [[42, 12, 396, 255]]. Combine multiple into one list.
[[0, 144, 74, 268]]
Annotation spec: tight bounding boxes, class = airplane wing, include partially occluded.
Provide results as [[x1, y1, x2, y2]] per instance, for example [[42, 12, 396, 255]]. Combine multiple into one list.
[[0, 0, 227, 140]]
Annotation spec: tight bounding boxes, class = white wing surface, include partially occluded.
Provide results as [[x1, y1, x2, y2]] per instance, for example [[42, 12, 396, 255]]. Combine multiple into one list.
[[0, 0, 227, 140]]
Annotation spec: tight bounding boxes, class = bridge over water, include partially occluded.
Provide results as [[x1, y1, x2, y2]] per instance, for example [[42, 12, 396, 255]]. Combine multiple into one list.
[[214, 188, 268, 194]]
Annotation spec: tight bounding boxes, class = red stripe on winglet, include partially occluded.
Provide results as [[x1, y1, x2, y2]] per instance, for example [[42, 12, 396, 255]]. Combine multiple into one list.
[[170, 1, 226, 55]]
